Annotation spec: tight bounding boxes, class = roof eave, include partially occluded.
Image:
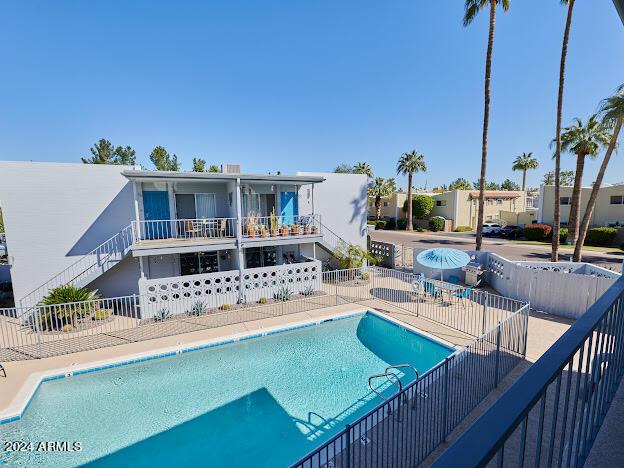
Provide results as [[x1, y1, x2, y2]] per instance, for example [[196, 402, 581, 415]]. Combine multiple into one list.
[[121, 170, 325, 184]]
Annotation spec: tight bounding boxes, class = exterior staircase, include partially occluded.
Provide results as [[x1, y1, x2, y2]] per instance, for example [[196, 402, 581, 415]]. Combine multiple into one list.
[[19, 224, 135, 307]]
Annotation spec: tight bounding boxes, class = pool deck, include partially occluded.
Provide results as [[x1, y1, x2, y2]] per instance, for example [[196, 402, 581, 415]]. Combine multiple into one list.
[[0, 298, 571, 430]]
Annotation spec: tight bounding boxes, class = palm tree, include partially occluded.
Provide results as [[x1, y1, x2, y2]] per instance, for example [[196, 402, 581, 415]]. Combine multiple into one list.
[[573, 85, 624, 261], [558, 116, 611, 246], [353, 162, 373, 178], [464, 0, 510, 251], [396, 151, 427, 230], [552, 0, 576, 261], [368, 177, 397, 220], [512, 152, 539, 191]]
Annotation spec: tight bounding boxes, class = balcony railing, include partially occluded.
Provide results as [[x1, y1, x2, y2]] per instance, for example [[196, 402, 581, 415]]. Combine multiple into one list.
[[132, 218, 237, 244], [241, 214, 321, 238]]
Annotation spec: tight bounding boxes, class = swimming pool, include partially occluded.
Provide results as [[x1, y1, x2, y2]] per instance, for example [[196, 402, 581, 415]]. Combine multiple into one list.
[[0, 311, 453, 467]]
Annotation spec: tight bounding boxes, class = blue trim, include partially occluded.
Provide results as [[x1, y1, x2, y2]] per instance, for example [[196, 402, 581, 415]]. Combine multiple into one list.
[[0, 309, 450, 425]]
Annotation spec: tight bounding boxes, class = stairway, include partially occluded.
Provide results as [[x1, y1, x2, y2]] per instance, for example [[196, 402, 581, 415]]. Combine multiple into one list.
[[19, 224, 135, 307]]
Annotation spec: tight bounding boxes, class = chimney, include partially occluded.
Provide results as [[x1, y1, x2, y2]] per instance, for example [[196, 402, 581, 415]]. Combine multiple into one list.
[[221, 164, 241, 174]]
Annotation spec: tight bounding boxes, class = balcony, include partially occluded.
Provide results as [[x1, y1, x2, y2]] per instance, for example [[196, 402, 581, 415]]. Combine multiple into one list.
[[241, 214, 323, 246], [130, 218, 237, 255]]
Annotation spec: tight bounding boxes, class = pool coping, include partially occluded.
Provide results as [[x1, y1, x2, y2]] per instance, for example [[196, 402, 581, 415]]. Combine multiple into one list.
[[0, 307, 460, 425]]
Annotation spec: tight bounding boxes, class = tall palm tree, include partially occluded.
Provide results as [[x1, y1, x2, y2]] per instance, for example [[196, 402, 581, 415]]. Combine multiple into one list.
[[574, 85, 624, 261], [396, 151, 427, 230], [464, 0, 510, 251], [353, 162, 373, 178], [368, 177, 397, 220], [512, 152, 539, 191], [552, 0, 576, 262], [558, 115, 611, 246]]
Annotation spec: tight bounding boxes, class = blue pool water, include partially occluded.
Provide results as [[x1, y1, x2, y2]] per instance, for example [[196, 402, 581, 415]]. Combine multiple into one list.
[[0, 312, 453, 467]]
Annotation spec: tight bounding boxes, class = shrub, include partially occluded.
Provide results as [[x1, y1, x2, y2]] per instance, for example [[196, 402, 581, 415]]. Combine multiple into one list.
[[384, 218, 396, 230], [416, 227, 426, 232], [559, 227, 568, 244], [587, 227, 617, 246], [153, 308, 171, 322], [273, 286, 293, 302], [403, 195, 434, 219], [258, 296, 268, 304], [454, 226, 472, 232], [429, 217, 445, 232], [375, 221, 386, 230], [397, 218, 407, 230], [333, 243, 379, 269], [218, 303, 231, 311], [38, 285, 101, 330], [92, 309, 110, 321], [621, 242, 624, 251], [187, 300, 206, 316], [301, 285, 315, 296], [524, 224, 552, 241]]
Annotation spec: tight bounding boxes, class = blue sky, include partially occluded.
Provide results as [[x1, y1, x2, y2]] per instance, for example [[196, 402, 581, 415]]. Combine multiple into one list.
[[1, 1, 623, 190]]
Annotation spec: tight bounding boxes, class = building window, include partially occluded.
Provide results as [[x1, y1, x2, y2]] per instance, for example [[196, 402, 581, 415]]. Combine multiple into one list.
[[497, 199, 503, 205], [560, 197, 571, 205], [436, 200, 446, 207], [180, 252, 219, 276], [383, 201, 389, 207], [487, 199, 494, 206], [610, 195, 624, 205], [245, 247, 277, 269], [486, 215, 493, 221]]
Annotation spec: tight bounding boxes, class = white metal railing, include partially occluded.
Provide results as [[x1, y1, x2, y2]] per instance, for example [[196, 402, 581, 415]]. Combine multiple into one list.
[[241, 214, 321, 238], [131, 218, 237, 243], [317, 219, 347, 252], [19, 225, 135, 308]]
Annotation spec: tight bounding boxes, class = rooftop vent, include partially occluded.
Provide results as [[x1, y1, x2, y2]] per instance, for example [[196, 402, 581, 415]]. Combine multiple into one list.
[[221, 164, 241, 174]]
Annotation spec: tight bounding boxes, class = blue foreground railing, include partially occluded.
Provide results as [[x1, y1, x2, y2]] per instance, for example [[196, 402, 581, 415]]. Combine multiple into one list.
[[434, 275, 624, 467]]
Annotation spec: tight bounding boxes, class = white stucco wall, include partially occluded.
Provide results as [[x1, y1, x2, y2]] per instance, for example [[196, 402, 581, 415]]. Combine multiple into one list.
[[296, 172, 368, 247], [0, 161, 138, 301]]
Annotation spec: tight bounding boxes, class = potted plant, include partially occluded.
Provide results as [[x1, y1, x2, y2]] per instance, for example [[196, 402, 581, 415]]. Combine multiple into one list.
[[310, 225, 319, 235], [290, 224, 301, 235], [246, 213, 257, 237], [303, 225, 311, 235], [259, 225, 268, 237], [269, 208, 278, 236], [279, 225, 289, 236]]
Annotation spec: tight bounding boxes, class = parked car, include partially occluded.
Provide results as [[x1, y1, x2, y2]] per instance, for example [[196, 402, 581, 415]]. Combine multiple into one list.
[[499, 225, 522, 239], [482, 223, 502, 236]]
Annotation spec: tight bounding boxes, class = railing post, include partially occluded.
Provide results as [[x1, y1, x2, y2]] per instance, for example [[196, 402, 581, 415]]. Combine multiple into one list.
[[494, 322, 501, 388], [34, 306, 43, 358], [443, 357, 450, 441], [132, 294, 139, 322], [482, 291, 489, 335], [344, 423, 351, 467]]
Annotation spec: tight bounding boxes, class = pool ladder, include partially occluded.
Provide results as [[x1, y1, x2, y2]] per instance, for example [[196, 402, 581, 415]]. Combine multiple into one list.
[[368, 364, 419, 415]]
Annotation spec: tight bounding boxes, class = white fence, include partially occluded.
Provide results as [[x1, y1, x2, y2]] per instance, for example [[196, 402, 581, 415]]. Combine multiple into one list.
[[138, 261, 322, 318]]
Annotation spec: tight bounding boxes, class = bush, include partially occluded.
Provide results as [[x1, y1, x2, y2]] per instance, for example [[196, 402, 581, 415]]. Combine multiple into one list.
[[403, 195, 434, 219], [258, 296, 268, 304], [559, 227, 568, 244], [92, 309, 110, 321], [384, 218, 396, 230], [454, 226, 472, 232], [587, 227, 617, 246], [416, 227, 426, 232], [524, 224, 552, 241], [620, 242, 624, 251], [218, 303, 231, 311], [375, 221, 386, 230], [429, 217, 445, 232], [38, 285, 102, 330], [153, 308, 171, 322], [397, 218, 407, 230]]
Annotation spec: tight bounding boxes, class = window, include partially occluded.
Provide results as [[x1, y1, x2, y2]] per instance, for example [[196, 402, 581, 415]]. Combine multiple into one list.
[[560, 197, 571, 205], [436, 200, 446, 207], [610, 195, 624, 205], [486, 216, 493, 221], [180, 252, 219, 276], [497, 199, 503, 205], [486, 199, 493, 206], [242, 192, 261, 215], [383, 201, 389, 207], [245, 247, 277, 268]]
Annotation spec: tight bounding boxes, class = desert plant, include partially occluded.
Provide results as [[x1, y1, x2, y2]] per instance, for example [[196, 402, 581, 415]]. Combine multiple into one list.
[[301, 285, 315, 296], [188, 300, 206, 316], [153, 308, 171, 322], [218, 303, 231, 311], [246, 212, 257, 237], [274, 286, 293, 302], [37, 285, 101, 330], [454, 226, 472, 232], [40, 284, 100, 306], [258, 296, 268, 304], [559, 227, 569, 244], [524, 224, 552, 241], [429, 217, 445, 232], [92, 309, 110, 321], [333, 243, 380, 269], [290, 224, 301, 235], [586, 227, 617, 246], [269, 208, 278, 235]]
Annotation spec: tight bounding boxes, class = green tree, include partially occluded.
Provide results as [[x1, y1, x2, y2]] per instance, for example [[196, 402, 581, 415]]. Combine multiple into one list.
[[81, 139, 116, 164], [557, 116, 611, 245], [368, 177, 397, 219], [333, 243, 380, 269], [353, 162, 373, 178], [0, 208, 4, 233], [192, 158, 206, 172], [396, 150, 427, 230], [552, 0, 577, 261], [450, 178, 472, 190], [113, 146, 136, 165], [208, 164, 220, 173], [512, 152, 539, 191], [542, 170, 574, 186], [464, 0, 510, 251], [501, 179, 520, 191], [334, 163, 354, 173], [574, 85, 624, 261], [149, 146, 180, 171], [403, 195, 434, 220]]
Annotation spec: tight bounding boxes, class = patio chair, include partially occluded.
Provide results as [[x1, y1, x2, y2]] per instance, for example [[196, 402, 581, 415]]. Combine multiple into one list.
[[217, 218, 229, 237], [424, 281, 440, 299], [184, 220, 202, 238], [453, 286, 473, 308]]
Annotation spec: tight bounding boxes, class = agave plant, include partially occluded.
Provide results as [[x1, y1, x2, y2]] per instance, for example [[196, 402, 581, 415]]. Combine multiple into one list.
[[153, 308, 171, 322], [273, 286, 293, 302], [187, 300, 206, 316], [301, 285, 315, 296]]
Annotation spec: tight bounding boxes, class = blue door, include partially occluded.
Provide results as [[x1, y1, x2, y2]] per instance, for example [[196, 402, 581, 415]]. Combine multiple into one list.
[[280, 191, 298, 225], [143, 191, 171, 239]]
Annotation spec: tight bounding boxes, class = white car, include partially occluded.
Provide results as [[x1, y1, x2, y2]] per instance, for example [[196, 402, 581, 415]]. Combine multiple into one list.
[[482, 223, 502, 236]]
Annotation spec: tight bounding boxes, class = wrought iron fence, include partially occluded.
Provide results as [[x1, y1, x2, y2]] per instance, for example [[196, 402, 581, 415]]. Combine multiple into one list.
[[433, 276, 624, 468]]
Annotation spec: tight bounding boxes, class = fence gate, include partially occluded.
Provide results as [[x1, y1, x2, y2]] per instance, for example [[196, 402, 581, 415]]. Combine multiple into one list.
[[393, 244, 414, 271]]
